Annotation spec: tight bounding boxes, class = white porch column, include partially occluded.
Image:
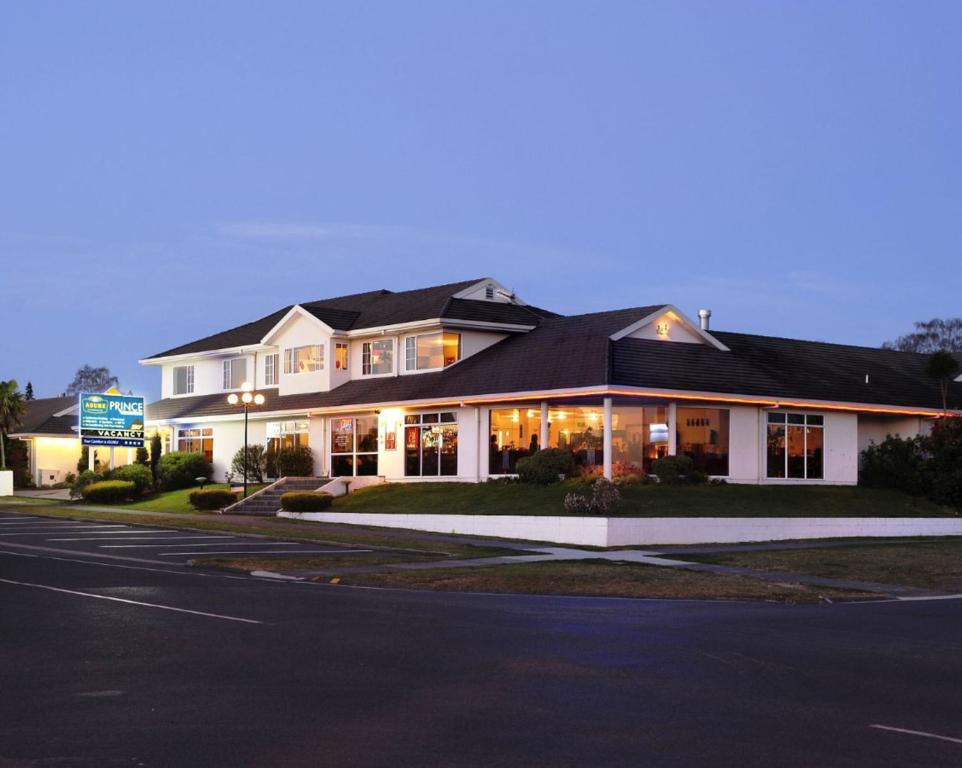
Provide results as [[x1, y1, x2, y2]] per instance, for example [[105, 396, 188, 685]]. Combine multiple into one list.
[[87, 446, 95, 471], [539, 401, 549, 451], [668, 402, 678, 456], [603, 397, 613, 480]]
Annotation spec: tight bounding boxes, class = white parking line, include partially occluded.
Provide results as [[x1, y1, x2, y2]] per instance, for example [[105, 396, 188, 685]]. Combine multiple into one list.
[[49, 535, 236, 542], [869, 724, 962, 745], [0, 521, 107, 526], [0, 527, 132, 537], [0, 577, 262, 624], [159, 549, 373, 556], [99, 541, 286, 549]]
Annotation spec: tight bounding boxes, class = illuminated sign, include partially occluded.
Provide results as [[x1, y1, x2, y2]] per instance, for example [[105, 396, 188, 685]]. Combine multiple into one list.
[[80, 392, 145, 448]]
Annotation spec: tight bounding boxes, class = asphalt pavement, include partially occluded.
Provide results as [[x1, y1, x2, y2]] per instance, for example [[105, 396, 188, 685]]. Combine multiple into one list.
[[1, 511, 961, 767]]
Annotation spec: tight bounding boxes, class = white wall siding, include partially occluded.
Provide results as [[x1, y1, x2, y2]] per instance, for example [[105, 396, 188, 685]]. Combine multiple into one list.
[[823, 412, 859, 484], [727, 406, 760, 483], [857, 415, 928, 454]]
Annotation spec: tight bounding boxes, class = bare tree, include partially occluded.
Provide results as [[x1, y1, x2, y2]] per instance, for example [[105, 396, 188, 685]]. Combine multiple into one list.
[[883, 318, 962, 353], [66, 365, 119, 395]]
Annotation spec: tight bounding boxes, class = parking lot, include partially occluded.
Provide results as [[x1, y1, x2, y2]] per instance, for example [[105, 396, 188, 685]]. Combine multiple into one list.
[[0, 512, 371, 565]]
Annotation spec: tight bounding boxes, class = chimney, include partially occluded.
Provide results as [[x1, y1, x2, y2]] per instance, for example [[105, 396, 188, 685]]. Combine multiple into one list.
[[698, 308, 712, 331]]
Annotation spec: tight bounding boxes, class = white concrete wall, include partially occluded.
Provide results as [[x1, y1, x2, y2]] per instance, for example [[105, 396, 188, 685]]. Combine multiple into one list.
[[857, 415, 928, 454], [279, 511, 962, 547], [727, 406, 760, 483], [0, 470, 13, 495], [824, 412, 859, 484]]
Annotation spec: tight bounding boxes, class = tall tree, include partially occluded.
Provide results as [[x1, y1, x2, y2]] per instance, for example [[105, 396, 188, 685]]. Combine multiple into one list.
[[24, 382, 34, 401], [883, 318, 962, 353], [0, 380, 27, 469], [66, 365, 119, 395], [927, 351, 961, 413]]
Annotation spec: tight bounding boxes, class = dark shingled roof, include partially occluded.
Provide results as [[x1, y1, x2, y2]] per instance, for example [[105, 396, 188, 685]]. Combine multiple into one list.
[[611, 331, 962, 410], [10, 396, 77, 436], [144, 278, 551, 360]]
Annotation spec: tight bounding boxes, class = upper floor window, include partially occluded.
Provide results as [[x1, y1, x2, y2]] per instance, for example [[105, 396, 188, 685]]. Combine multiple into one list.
[[362, 339, 393, 375], [767, 412, 824, 480], [173, 365, 194, 396], [335, 342, 349, 371], [405, 332, 461, 371], [284, 345, 324, 374], [264, 353, 279, 386], [223, 357, 248, 390]]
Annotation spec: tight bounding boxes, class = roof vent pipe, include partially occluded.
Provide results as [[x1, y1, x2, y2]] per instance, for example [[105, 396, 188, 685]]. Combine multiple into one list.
[[698, 309, 712, 331]]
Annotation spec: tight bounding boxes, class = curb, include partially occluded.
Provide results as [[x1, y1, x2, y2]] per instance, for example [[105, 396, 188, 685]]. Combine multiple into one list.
[[249, 570, 305, 581]]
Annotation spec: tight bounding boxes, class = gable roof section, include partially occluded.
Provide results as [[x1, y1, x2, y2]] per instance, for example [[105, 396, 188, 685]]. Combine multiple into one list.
[[9, 395, 77, 437], [612, 331, 962, 410], [142, 278, 550, 360]]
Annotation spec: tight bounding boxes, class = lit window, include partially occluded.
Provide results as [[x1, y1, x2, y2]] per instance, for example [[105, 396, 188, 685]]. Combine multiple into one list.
[[362, 340, 393, 375], [177, 427, 213, 462], [173, 365, 194, 396], [223, 358, 248, 390], [676, 408, 730, 476], [405, 332, 461, 371], [264, 353, 279, 386], [767, 412, 823, 480], [335, 343, 349, 371], [284, 345, 324, 374]]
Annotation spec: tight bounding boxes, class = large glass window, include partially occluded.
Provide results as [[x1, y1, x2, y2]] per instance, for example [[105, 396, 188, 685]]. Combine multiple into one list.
[[362, 340, 393, 375], [223, 358, 248, 390], [767, 412, 824, 479], [405, 332, 461, 371], [547, 407, 605, 469], [330, 416, 378, 476], [489, 408, 542, 474], [173, 365, 194, 395], [676, 408, 730, 476], [177, 427, 213, 462], [284, 345, 324, 374], [335, 343, 349, 371], [266, 421, 309, 454], [405, 412, 458, 476], [611, 406, 669, 474]]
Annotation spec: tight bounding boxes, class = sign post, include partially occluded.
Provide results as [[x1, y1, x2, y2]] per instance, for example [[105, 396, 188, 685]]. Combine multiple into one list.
[[80, 392, 146, 453]]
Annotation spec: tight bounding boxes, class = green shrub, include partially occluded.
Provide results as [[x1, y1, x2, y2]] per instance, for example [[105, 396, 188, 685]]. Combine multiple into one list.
[[108, 463, 152, 498], [517, 448, 575, 484], [926, 417, 962, 508], [135, 446, 149, 465], [149, 433, 162, 489], [860, 435, 928, 498], [231, 444, 266, 482], [156, 451, 212, 490], [276, 445, 315, 477], [563, 478, 623, 515], [189, 488, 238, 510], [651, 455, 702, 485], [280, 491, 333, 512], [71, 470, 103, 499], [81, 480, 136, 504]]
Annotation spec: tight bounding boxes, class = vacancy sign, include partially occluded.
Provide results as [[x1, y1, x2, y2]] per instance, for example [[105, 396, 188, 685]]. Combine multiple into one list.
[[80, 391, 146, 447]]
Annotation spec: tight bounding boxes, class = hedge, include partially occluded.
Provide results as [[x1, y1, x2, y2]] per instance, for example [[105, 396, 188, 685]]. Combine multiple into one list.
[[81, 480, 136, 504], [280, 491, 333, 512], [108, 463, 152, 497], [156, 451, 212, 491], [516, 448, 576, 484], [189, 488, 238, 511]]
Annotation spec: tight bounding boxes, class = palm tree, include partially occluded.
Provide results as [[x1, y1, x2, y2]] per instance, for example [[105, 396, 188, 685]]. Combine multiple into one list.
[[926, 351, 961, 413], [0, 380, 27, 469]]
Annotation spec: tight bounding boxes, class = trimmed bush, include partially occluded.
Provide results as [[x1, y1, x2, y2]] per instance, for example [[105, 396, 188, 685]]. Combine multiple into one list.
[[280, 491, 333, 512], [231, 444, 266, 482], [71, 470, 103, 499], [189, 488, 238, 510], [81, 480, 136, 504], [108, 463, 152, 498], [157, 451, 212, 491], [651, 455, 699, 485], [517, 448, 576, 484], [276, 446, 315, 477]]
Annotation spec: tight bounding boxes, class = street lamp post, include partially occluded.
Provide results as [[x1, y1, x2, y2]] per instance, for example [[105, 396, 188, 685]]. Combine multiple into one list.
[[227, 382, 265, 499]]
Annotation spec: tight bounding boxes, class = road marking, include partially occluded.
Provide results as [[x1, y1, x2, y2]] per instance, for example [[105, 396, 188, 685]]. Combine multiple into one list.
[[869, 724, 962, 745], [0, 527, 133, 536], [0, 520, 116, 526], [49, 535, 235, 542], [159, 549, 372, 556], [0, 517, 42, 521], [0, 549, 249, 580], [100, 541, 300, 549], [0, 577, 263, 624]]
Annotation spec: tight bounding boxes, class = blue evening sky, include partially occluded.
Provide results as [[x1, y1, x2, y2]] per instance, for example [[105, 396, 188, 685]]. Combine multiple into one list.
[[2, 1, 960, 400]]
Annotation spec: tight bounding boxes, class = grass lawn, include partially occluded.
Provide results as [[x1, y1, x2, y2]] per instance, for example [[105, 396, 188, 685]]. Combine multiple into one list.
[[683, 538, 962, 592], [122, 484, 266, 514], [332, 482, 952, 517], [0, 496, 64, 505], [335, 559, 870, 602]]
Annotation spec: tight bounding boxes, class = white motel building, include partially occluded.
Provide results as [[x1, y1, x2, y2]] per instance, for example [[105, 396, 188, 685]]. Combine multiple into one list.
[[14, 278, 961, 490]]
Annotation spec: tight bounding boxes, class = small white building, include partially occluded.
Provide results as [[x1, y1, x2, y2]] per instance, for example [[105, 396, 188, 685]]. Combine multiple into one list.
[[13, 278, 960, 489], [133, 278, 960, 488]]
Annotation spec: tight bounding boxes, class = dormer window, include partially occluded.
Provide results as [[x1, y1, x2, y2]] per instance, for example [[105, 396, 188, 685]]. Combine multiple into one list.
[[405, 332, 461, 371], [284, 345, 324, 374], [485, 284, 495, 300], [362, 340, 393, 375], [223, 358, 248, 390]]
